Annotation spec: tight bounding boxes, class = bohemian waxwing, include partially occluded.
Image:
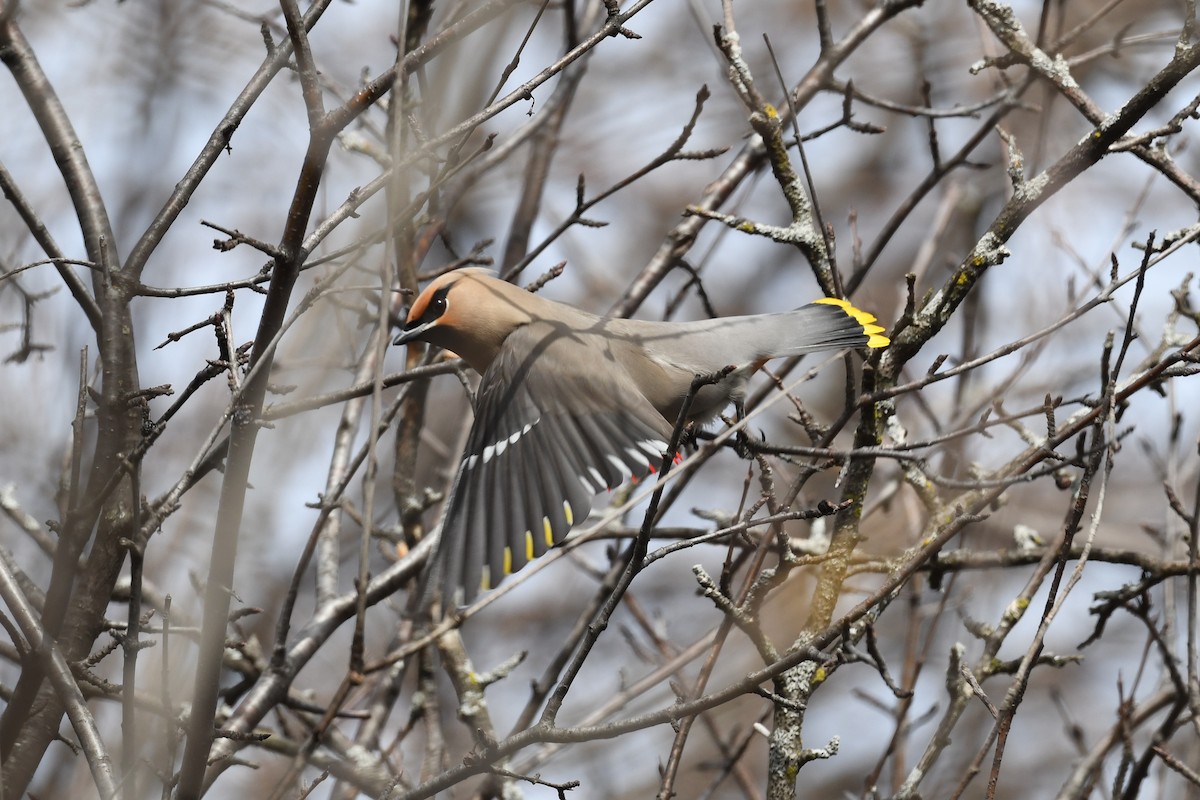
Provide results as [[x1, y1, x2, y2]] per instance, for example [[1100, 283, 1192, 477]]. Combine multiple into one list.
[[393, 268, 889, 608]]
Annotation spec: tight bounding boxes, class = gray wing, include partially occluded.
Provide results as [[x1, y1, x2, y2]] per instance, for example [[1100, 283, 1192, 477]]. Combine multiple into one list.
[[425, 323, 673, 609]]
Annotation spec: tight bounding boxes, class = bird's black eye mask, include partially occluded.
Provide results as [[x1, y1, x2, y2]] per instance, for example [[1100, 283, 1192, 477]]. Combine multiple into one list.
[[408, 285, 451, 328], [393, 283, 453, 346]]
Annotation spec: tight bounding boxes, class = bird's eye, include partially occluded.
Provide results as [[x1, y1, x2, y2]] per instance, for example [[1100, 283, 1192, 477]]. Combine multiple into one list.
[[427, 287, 450, 318]]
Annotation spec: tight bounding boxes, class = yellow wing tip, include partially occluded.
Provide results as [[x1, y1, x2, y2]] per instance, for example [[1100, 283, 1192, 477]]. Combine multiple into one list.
[[814, 297, 890, 348]]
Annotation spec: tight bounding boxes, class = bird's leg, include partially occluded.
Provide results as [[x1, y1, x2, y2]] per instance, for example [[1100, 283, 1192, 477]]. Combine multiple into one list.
[[679, 420, 700, 452], [731, 400, 754, 459]]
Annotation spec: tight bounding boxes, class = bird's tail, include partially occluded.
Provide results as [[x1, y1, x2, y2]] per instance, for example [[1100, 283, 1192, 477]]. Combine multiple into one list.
[[804, 297, 890, 351]]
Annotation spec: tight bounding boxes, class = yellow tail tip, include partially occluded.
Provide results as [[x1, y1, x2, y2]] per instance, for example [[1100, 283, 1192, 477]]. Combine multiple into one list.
[[814, 297, 890, 348]]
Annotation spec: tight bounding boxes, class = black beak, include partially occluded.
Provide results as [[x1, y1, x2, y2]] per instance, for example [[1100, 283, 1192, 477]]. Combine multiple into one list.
[[392, 319, 435, 347]]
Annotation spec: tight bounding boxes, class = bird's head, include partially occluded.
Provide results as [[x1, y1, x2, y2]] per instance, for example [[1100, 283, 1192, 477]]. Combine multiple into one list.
[[393, 268, 534, 373]]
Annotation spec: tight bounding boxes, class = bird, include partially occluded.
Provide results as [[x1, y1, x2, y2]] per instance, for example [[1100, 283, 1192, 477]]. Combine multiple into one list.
[[393, 268, 889, 608]]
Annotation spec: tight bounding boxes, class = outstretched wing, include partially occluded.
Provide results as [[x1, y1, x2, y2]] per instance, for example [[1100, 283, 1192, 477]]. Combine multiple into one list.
[[425, 322, 673, 609]]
